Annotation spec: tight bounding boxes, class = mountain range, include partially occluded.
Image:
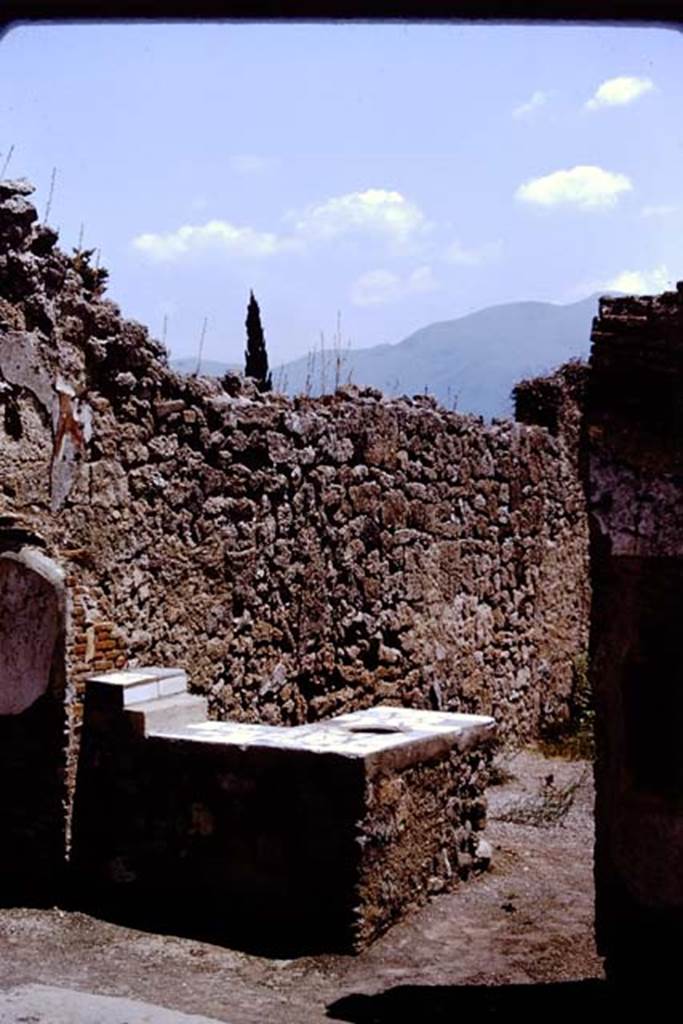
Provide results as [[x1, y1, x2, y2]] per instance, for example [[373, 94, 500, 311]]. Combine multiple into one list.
[[172, 294, 604, 420]]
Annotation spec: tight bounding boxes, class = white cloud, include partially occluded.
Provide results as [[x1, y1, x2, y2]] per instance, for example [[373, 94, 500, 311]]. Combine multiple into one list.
[[605, 264, 672, 294], [444, 238, 503, 266], [132, 220, 301, 262], [350, 265, 439, 307], [134, 186, 430, 263], [512, 90, 549, 119], [641, 204, 678, 218], [293, 188, 427, 242], [586, 75, 654, 111], [515, 165, 632, 210]]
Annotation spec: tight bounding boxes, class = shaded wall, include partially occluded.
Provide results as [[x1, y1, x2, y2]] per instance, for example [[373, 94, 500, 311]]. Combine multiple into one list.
[[587, 287, 683, 978], [0, 545, 66, 902]]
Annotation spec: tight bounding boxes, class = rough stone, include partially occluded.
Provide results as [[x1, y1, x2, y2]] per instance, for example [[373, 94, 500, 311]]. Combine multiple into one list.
[[0, 177, 592, 902]]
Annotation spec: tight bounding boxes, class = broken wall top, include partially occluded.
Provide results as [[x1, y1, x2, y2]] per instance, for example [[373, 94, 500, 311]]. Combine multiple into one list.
[[589, 288, 683, 476]]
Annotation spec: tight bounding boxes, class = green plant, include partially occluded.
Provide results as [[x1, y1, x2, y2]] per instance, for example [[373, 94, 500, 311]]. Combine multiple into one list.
[[71, 247, 109, 296], [539, 653, 595, 761], [570, 653, 591, 718], [299, 313, 353, 398], [488, 744, 521, 786], [244, 291, 272, 392], [1, 143, 15, 178], [194, 316, 208, 376]]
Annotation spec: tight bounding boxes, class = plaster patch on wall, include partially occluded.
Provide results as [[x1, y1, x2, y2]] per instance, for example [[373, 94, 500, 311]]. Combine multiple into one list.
[[0, 556, 60, 714], [589, 449, 683, 556], [0, 332, 91, 511], [0, 331, 54, 411], [51, 386, 89, 512]]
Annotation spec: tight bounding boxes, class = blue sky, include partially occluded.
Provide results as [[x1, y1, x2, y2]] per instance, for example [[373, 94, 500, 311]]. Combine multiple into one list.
[[1, 22, 681, 366]]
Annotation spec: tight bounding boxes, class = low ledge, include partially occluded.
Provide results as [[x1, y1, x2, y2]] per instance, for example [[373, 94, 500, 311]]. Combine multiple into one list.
[[150, 705, 496, 775], [84, 668, 496, 775], [86, 667, 188, 707]]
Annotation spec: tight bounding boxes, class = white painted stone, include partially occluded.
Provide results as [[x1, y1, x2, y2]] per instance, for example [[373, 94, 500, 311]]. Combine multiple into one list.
[[87, 671, 495, 771], [126, 693, 208, 737], [157, 674, 188, 697], [88, 671, 153, 687], [152, 705, 495, 767], [136, 667, 188, 682], [86, 668, 187, 706], [122, 681, 160, 706]]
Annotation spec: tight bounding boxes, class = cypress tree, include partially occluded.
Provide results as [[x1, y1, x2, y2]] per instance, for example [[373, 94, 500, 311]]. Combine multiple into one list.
[[244, 291, 272, 392]]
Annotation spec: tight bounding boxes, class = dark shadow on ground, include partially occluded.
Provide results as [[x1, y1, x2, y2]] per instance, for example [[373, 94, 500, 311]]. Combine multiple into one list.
[[61, 883, 354, 959], [327, 980, 618, 1021]]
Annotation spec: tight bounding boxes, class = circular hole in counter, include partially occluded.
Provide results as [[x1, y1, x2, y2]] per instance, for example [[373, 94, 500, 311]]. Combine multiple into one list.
[[346, 725, 403, 735]]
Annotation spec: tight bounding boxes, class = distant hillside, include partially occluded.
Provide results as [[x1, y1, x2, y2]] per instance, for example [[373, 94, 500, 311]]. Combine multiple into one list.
[[172, 294, 604, 420]]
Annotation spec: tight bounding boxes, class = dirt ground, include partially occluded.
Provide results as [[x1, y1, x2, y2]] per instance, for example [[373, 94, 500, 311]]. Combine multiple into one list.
[[0, 750, 607, 1022]]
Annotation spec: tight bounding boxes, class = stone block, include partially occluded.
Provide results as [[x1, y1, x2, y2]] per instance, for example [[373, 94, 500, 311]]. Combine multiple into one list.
[[86, 667, 188, 709], [126, 693, 208, 738], [72, 669, 495, 954]]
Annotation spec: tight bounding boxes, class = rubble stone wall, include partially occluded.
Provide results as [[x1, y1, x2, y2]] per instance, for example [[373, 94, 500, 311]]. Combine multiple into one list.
[[0, 178, 590, 774], [356, 740, 492, 949]]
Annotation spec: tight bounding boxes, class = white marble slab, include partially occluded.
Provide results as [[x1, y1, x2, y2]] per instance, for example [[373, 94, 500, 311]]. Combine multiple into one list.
[[153, 705, 495, 762], [86, 669, 495, 767], [87, 667, 188, 707]]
